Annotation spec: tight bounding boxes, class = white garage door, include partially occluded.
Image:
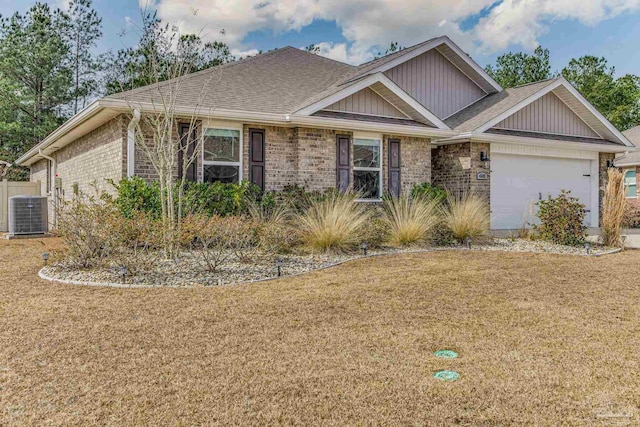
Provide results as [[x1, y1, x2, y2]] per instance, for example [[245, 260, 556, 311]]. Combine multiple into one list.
[[490, 153, 594, 229]]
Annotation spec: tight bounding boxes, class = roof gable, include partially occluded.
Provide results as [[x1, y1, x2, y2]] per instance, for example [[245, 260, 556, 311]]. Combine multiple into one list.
[[322, 87, 408, 119], [492, 92, 599, 138], [344, 36, 502, 94], [446, 78, 633, 147], [384, 48, 486, 119]]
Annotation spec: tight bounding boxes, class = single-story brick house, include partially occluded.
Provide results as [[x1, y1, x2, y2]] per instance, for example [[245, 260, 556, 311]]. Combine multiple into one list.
[[614, 126, 640, 200], [16, 35, 634, 230]]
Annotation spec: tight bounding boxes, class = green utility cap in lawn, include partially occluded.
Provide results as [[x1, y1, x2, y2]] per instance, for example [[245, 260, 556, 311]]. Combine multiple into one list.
[[433, 370, 460, 381], [434, 350, 458, 359]]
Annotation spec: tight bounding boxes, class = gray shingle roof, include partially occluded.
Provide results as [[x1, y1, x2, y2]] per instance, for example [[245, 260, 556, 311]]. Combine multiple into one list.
[[487, 129, 620, 145], [615, 126, 640, 166], [107, 47, 355, 115], [444, 79, 558, 132]]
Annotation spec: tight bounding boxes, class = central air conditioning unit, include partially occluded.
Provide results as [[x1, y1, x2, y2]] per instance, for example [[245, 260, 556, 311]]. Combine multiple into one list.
[[8, 195, 48, 235]]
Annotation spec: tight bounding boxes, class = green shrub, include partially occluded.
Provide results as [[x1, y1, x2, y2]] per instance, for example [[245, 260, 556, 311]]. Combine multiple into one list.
[[181, 181, 261, 217], [623, 199, 640, 228], [410, 183, 447, 203], [534, 190, 586, 246], [109, 176, 162, 219], [110, 177, 263, 218]]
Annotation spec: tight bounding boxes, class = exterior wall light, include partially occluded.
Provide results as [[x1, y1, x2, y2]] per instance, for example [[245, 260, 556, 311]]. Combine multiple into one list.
[[480, 151, 490, 162]]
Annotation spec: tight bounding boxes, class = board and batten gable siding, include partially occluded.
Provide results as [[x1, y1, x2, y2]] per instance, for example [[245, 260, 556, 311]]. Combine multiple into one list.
[[384, 48, 486, 119], [492, 92, 600, 138], [323, 87, 407, 118]]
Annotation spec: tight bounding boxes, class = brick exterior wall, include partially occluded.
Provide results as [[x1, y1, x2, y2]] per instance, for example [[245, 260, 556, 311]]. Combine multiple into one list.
[[30, 115, 127, 199], [382, 134, 431, 195], [431, 142, 490, 203]]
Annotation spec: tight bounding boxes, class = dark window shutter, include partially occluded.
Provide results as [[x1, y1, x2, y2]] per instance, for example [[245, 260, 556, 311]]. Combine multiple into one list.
[[249, 129, 265, 191], [336, 135, 351, 192], [388, 138, 401, 197], [178, 123, 197, 182]]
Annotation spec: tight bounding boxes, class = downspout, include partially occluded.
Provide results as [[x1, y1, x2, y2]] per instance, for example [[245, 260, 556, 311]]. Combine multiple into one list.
[[38, 148, 57, 228], [127, 109, 141, 177]]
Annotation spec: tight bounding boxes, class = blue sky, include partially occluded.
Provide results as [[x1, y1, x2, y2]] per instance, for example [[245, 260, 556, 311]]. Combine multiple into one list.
[[1, 0, 640, 77]]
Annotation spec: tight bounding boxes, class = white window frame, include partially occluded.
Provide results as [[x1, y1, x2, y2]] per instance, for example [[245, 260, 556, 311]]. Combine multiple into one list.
[[624, 168, 637, 199], [201, 124, 243, 184], [353, 132, 383, 201]]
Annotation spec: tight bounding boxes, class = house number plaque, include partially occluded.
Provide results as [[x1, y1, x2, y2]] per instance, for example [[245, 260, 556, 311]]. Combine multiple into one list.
[[476, 172, 488, 180]]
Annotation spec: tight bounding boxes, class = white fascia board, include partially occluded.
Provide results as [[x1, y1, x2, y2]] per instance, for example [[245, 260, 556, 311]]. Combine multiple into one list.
[[294, 73, 450, 130], [343, 36, 503, 93], [16, 100, 104, 165], [556, 77, 634, 147], [435, 131, 629, 153]]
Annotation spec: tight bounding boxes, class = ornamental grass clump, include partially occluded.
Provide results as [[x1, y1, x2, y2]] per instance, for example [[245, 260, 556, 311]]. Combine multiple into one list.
[[601, 168, 627, 247], [444, 192, 490, 243], [296, 191, 369, 252], [381, 194, 442, 246]]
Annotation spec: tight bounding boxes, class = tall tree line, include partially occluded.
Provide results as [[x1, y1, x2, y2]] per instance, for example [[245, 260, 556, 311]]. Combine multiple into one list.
[[0, 3, 234, 180]]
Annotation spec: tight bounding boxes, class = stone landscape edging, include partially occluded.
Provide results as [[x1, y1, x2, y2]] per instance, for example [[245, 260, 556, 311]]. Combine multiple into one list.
[[37, 245, 623, 289]]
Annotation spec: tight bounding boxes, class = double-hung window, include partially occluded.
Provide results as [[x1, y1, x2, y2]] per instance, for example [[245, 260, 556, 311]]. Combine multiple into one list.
[[202, 128, 242, 184], [353, 137, 382, 199], [625, 169, 637, 198]]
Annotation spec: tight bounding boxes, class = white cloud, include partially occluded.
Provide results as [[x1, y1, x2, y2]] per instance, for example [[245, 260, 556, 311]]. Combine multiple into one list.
[[473, 0, 640, 52], [149, 0, 640, 63]]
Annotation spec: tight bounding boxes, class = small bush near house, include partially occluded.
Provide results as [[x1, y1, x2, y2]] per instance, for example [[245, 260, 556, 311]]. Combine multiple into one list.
[[296, 191, 370, 252], [56, 193, 118, 268], [601, 168, 627, 247], [182, 214, 260, 272], [181, 181, 262, 217], [623, 199, 640, 228], [109, 176, 162, 219], [111, 177, 263, 218], [444, 192, 490, 243], [410, 183, 447, 203], [534, 190, 586, 246], [381, 195, 441, 246]]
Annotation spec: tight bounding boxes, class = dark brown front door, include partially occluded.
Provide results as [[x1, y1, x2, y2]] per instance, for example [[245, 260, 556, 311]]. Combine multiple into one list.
[[249, 129, 265, 191], [336, 134, 351, 192], [178, 123, 197, 182], [388, 139, 401, 197]]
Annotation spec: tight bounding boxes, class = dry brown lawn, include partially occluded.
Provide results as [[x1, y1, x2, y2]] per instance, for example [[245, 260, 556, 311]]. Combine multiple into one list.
[[1, 238, 640, 426]]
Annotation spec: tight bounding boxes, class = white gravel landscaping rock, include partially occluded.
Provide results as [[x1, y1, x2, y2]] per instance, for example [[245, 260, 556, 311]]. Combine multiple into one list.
[[41, 238, 621, 288]]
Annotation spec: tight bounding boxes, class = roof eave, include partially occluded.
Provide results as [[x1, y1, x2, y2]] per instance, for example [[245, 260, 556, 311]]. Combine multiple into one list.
[[435, 131, 629, 153]]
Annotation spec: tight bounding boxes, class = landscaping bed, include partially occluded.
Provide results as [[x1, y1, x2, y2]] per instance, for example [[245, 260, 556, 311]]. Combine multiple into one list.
[[41, 238, 620, 287]]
